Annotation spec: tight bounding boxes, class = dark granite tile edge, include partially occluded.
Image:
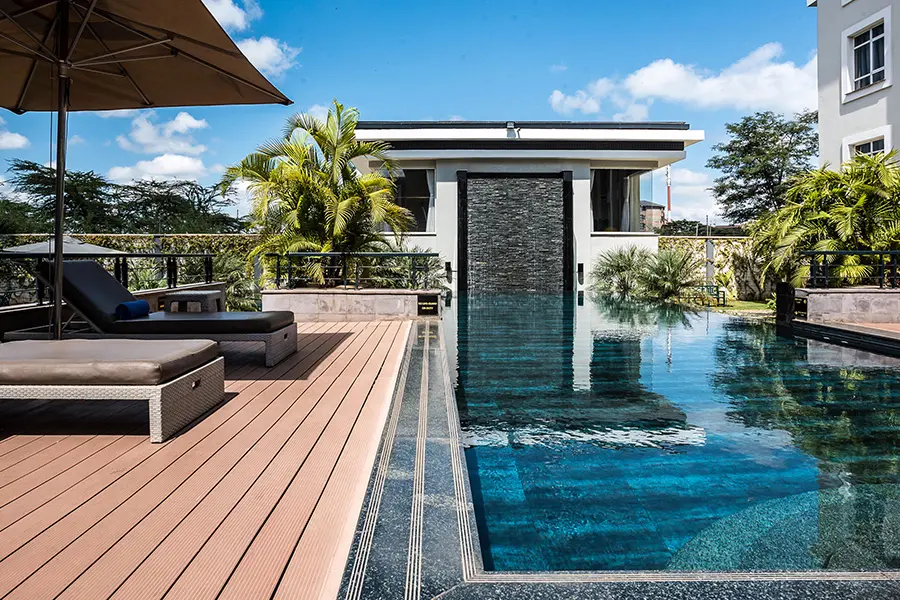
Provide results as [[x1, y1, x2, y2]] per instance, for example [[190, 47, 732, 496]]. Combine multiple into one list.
[[339, 323, 416, 600]]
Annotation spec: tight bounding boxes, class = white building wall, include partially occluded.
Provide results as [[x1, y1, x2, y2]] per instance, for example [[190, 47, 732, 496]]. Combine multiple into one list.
[[816, 0, 899, 166], [393, 159, 662, 292]]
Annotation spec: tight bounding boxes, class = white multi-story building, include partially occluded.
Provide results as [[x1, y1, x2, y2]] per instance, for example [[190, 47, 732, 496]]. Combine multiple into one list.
[[810, 0, 897, 166], [354, 121, 703, 293]]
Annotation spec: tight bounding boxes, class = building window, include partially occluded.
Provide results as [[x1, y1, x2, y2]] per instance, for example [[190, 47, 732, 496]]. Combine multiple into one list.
[[393, 169, 434, 233], [855, 138, 886, 156], [853, 24, 886, 90], [842, 8, 892, 103], [590, 169, 643, 233]]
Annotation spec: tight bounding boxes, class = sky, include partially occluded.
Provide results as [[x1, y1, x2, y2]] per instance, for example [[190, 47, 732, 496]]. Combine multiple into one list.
[[0, 0, 819, 224]]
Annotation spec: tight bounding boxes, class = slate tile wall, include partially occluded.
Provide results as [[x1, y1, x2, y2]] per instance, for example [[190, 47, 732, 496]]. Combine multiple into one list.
[[466, 177, 564, 293]]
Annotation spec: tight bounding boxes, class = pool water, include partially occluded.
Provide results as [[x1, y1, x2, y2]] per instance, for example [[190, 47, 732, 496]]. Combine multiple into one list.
[[451, 295, 900, 572]]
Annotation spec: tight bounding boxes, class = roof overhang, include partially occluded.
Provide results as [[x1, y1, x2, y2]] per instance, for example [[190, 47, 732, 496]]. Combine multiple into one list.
[[355, 121, 704, 169]]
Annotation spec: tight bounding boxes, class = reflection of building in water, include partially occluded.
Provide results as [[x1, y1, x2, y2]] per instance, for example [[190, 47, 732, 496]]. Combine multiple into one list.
[[455, 295, 694, 447]]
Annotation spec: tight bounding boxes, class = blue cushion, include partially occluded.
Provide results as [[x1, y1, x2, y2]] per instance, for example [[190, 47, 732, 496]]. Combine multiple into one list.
[[114, 300, 151, 321]]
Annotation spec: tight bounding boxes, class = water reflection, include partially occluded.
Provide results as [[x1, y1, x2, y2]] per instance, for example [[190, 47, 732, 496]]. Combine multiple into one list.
[[450, 295, 900, 572]]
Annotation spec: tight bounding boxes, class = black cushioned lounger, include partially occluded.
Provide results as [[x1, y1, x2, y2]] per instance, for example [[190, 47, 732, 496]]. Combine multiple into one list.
[[21, 260, 298, 367]]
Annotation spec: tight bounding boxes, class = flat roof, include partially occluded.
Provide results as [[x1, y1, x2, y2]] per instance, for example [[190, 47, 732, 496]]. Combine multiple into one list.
[[357, 120, 690, 131]]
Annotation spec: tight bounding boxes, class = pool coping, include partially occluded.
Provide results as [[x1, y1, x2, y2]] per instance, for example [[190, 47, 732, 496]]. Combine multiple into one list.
[[338, 319, 900, 600]]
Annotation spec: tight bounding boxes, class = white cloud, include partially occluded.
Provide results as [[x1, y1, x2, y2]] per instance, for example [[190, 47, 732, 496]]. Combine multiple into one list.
[[549, 43, 817, 120], [549, 90, 600, 115], [203, 0, 262, 31], [448, 115, 466, 122], [117, 112, 208, 155], [229, 179, 254, 216], [666, 168, 719, 222], [69, 135, 85, 146], [107, 154, 211, 182], [0, 115, 29, 150], [613, 102, 651, 122], [0, 131, 29, 150], [624, 43, 817, 113], [550, 64, 568, 73], [237, 36, 300, 77], [96, 109, 139, 119], [306, 104, 329, 121]]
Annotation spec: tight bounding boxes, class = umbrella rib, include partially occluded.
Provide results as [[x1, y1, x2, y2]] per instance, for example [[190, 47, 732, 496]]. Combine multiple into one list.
[[72, 2, 241, 58], [66, 0, 98, 62], [71, 3, 153, 107], [72, 37, 173, 66], [15, 13, 59, 113], [0, 6, 57, 61], [0, 2, 56, 27], [0, 30, 53, 62], [72, 4, 288, 104], [76, 52, 177, 67], [71, 65, 126, 77]]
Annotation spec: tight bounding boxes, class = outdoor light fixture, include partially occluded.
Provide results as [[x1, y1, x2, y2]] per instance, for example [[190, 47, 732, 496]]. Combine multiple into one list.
[[506, 121, 516, 130]]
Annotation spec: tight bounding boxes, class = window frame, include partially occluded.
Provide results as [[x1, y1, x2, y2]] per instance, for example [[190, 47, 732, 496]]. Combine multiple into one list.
[[842, 8, 893, 104], [842, 125, 893, 164]]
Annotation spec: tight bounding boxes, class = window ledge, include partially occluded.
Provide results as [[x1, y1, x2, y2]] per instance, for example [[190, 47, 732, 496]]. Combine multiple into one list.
[[843, 80, 892, 104]]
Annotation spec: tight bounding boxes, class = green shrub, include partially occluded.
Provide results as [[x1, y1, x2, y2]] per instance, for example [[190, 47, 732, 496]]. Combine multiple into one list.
[[590, 246, 704, 303]]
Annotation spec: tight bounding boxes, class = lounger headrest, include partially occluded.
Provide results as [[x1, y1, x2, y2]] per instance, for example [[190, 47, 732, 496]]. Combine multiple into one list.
[[40, 260, 137, 330]]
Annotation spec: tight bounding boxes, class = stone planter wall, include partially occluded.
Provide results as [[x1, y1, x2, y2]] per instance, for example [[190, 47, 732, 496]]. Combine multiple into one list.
[[800, 288, 900, 323], [262, 289, 441, 322]]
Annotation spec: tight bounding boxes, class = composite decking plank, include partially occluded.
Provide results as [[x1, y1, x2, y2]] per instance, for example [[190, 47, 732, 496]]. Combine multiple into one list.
[[223, 322, 335, 385], [0, 326, 347, 590], [276, 321, 411, 600], [217, 322, 402, 600], [88, 324, 386, 600], [135, 324, 389, 600], [0, 436, 147, 525], [0, 404, 136, 485], [0, 437, 71, 472], [0, 437, 44, 460], [56, 323, 375, 600], [1, 324, 363, 599]]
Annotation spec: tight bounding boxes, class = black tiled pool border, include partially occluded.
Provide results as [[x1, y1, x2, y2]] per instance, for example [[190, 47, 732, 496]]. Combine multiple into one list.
[[339, 320, 900, 600]]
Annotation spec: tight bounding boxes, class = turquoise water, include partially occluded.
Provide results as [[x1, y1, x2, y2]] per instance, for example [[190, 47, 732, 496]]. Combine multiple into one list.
[[452, 295, 900, 572]]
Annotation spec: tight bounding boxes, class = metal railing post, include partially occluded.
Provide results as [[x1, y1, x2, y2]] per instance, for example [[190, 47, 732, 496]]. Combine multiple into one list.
[[122, 258, 129, 290], [822, 258, 829, 289], [36, 258, 45, 304], [204, 255, 213, 283], [275, 257, 282, 289], [810, 257, 819, 288], [892, 254, 898, 289], [355, 260, 360, 290], [880, 254, 885, 289], [342, 254, 347, 288], [114, 257, 122, 284]]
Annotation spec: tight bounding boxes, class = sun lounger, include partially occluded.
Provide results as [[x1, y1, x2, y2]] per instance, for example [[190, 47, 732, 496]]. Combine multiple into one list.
[[11, 260, 297, 367], [0, 339, 225, 442]]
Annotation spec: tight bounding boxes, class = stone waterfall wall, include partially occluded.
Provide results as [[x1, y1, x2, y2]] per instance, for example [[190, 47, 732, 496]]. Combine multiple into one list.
[[466, 177, 564, 294]]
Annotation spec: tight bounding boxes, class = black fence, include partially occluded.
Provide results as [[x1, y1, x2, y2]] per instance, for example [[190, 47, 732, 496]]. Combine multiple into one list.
[[804, 250, 900, 289], [0, 253, 214, 307], [267, 252, 445, 291]]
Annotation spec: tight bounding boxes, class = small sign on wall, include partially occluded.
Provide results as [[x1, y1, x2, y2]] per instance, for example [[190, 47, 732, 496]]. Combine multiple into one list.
[[417, 294, 440, 317]]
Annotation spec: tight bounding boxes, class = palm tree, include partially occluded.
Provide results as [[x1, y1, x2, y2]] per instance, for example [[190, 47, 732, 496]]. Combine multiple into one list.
[[221, 100, 413, 284], [752, 151, 900, 286]]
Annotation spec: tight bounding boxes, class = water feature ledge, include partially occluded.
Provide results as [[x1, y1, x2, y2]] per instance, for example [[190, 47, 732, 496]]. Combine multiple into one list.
[[261, 288, 443, 322]]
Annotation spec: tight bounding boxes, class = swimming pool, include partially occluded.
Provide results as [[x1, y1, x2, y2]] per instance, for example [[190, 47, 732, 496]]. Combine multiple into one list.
[[451, 295, 900, 572]]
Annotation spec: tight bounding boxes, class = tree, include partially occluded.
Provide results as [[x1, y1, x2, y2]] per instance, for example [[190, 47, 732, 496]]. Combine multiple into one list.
[[6, 159, 123, 232], [221, 100, 413, 284], [3, 160, 243, 234], [658, 219, 705, 236], [707, 110, 818, 224], [752, 151, 900, 286]]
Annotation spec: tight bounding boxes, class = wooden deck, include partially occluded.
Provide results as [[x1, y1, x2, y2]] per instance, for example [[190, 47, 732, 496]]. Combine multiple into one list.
[[0, 320, 411, 600]]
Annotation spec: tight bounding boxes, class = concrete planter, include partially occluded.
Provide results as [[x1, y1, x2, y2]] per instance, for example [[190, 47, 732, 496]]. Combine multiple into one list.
[[262, 288, 442, 322], [799, 287, 900, 323]]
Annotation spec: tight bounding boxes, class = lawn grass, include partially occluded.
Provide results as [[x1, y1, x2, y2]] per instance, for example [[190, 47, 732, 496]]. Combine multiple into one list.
[[718, 299, 773, 313]]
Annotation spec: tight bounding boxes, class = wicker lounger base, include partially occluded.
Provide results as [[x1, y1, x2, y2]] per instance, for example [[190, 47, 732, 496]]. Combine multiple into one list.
[[0, 357, 225, 443], [6, 325, 298, 368]]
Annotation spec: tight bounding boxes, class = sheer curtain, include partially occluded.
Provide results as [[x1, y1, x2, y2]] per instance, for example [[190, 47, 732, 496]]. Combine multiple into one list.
[[425, 169, 435, 232]]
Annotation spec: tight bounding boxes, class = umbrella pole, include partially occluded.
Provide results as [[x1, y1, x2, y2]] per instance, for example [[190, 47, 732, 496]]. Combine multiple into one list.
[[52, 0, 69, 340]]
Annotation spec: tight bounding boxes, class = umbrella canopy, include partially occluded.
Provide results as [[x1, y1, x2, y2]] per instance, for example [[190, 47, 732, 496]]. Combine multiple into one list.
[[0, 0, 291, 338], [0, 235, 124, 254], [0, 0, 291, 111]]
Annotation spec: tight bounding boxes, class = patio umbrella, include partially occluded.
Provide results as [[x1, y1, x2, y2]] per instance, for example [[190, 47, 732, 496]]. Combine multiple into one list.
[[0, 0, 292, 338]]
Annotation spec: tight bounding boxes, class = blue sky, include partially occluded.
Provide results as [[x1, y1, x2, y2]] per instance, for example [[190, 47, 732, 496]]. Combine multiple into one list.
[[0, 0, 818, 224]]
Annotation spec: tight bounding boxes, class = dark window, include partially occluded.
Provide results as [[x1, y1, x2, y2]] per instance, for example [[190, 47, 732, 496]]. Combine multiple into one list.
[[855, 137, 886, 156], [853, 23, 886, 91], [394, 169, 433, 232]]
